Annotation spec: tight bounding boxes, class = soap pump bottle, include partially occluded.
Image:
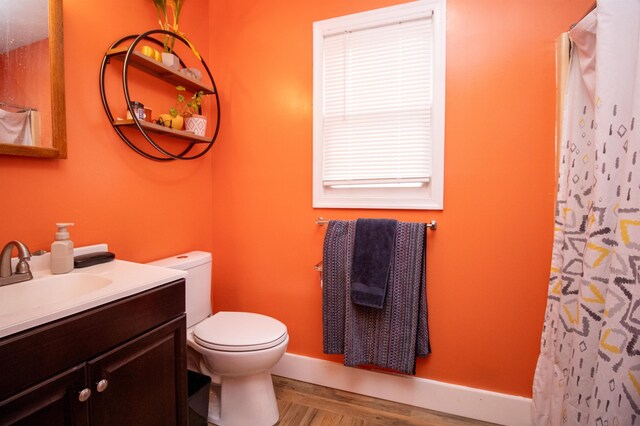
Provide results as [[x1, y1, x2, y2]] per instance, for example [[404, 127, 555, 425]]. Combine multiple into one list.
[[51, 223, 74, 274]]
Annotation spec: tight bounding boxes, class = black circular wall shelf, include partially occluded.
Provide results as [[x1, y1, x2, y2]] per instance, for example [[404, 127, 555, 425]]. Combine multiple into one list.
[[99, 29, 220, 161]]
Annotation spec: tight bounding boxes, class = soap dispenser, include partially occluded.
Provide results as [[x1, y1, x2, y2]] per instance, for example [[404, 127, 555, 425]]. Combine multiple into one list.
[[51, 223, 74, 274]]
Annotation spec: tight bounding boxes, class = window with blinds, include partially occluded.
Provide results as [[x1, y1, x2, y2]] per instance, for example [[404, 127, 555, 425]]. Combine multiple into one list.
[[313, 0, 445, 210]]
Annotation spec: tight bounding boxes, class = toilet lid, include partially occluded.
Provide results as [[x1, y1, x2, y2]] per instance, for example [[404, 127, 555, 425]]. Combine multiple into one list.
[[193, 311, 288, 352]]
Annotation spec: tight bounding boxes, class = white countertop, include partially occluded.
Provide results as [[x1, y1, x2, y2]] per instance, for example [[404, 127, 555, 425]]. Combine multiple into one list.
[[0, 244, 186, 339]]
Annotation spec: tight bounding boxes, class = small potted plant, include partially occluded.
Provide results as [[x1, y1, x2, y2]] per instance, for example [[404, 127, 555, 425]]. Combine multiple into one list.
[[157, 85, 187, 129], [184, 90, 206, 136], [152, 0, 184, 70], [157, 85, 205, 133]]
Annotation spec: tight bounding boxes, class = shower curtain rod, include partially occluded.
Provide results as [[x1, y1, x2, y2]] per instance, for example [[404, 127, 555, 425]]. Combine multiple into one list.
[[315, 217, 437, 230], [571, 2, 597, 29]]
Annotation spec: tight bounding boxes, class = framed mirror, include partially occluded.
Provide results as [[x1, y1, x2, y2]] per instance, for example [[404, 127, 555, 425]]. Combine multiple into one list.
[[0, 0, 67, 159]]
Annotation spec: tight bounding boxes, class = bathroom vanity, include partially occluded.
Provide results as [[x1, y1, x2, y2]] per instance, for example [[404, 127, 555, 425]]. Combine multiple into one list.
[[0, 245, 189, 425], [0, 279, 187, 425]]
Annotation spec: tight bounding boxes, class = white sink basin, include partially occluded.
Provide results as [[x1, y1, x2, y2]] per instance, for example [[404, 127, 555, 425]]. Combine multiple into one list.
[[0, 273, 112, 317], [0, 244, 187, 339]]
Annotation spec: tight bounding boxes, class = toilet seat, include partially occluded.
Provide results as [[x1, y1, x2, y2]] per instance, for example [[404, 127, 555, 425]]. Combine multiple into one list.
[[193, 311, 288, 352]]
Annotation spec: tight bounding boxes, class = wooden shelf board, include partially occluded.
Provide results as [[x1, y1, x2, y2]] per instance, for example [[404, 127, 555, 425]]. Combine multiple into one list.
[[114, 119, 211, 143], [106, 47, 215, 95]]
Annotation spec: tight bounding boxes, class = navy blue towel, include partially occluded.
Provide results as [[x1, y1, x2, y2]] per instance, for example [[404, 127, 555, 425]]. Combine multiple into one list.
[[350, 218, 398, 309]]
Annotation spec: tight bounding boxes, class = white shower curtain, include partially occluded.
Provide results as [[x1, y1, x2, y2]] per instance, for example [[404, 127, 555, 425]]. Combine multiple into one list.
[[532, 1, 640, 424]]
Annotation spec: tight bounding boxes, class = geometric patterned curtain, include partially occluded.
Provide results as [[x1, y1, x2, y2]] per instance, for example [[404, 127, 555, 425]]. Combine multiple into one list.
[[532, 1, 640, 424]]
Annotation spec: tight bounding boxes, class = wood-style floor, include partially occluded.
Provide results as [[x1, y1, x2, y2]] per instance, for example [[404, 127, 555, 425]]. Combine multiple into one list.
[[211, 375, 496, 426]]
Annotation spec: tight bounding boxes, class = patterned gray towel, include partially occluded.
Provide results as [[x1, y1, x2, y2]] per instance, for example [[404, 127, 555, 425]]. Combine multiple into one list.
[[322, 220, 351, 354], [322, 220, 430, 374]]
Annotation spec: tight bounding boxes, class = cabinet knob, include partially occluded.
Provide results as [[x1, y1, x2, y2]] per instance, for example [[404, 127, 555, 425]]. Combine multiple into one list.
[[96, 379, 109, 393], [78, 388, 92, 402]]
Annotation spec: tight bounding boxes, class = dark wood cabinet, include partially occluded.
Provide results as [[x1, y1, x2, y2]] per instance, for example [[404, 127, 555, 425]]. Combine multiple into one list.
[[0, 280, 187, 426], [89, 318, 184, 426], [0, 365, 88, 425]]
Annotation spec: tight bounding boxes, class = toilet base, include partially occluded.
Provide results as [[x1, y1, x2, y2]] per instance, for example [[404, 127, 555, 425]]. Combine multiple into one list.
[[186, 320, 288, 426], [211, 371, 279, 426]]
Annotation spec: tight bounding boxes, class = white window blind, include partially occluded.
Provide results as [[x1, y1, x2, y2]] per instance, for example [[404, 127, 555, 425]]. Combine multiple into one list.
[[321, 15, 434, 187]]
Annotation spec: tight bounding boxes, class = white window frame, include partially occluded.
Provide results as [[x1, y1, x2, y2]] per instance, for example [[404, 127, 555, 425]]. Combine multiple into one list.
[[312, 0, 446, 210]]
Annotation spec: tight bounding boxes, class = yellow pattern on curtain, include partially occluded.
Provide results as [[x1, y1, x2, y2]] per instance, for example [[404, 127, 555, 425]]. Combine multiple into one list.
[[533, 1, 640, 424]]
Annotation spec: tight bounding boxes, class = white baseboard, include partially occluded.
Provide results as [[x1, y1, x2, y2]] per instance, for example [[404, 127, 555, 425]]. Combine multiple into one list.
[[271, 353, 532, 426]]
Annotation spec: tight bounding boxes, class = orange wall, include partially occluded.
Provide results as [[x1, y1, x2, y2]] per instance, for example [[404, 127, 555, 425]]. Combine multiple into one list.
[[210, 0, 593, 397], [0, 0, 213, 261]]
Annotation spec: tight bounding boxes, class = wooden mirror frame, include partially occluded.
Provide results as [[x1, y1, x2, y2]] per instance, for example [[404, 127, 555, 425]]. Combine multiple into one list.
[[0, 0, 67, 159]]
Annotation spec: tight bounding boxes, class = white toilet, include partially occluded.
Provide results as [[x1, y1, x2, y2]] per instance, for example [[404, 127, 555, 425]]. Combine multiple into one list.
[[149, 251, 288, 426]]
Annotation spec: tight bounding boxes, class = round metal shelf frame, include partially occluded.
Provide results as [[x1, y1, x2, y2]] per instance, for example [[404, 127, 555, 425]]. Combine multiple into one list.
[[99, 29, 220, 161]]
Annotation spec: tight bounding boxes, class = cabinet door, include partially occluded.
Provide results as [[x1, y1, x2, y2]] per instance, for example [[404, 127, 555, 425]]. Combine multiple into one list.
[[88, 316, 187, 426], [0, 365, 89, 426]]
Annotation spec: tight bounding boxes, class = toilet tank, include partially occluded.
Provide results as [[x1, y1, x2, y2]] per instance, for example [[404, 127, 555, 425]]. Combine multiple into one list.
[[148, 251, 212, 328]]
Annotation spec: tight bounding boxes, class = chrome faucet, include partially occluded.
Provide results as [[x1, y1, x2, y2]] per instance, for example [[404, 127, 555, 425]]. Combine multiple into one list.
[[0, 240, 33, 287]]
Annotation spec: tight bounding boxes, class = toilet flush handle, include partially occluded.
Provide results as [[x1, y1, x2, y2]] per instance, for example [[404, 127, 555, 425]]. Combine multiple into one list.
[[96, 379, 109, 393]]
